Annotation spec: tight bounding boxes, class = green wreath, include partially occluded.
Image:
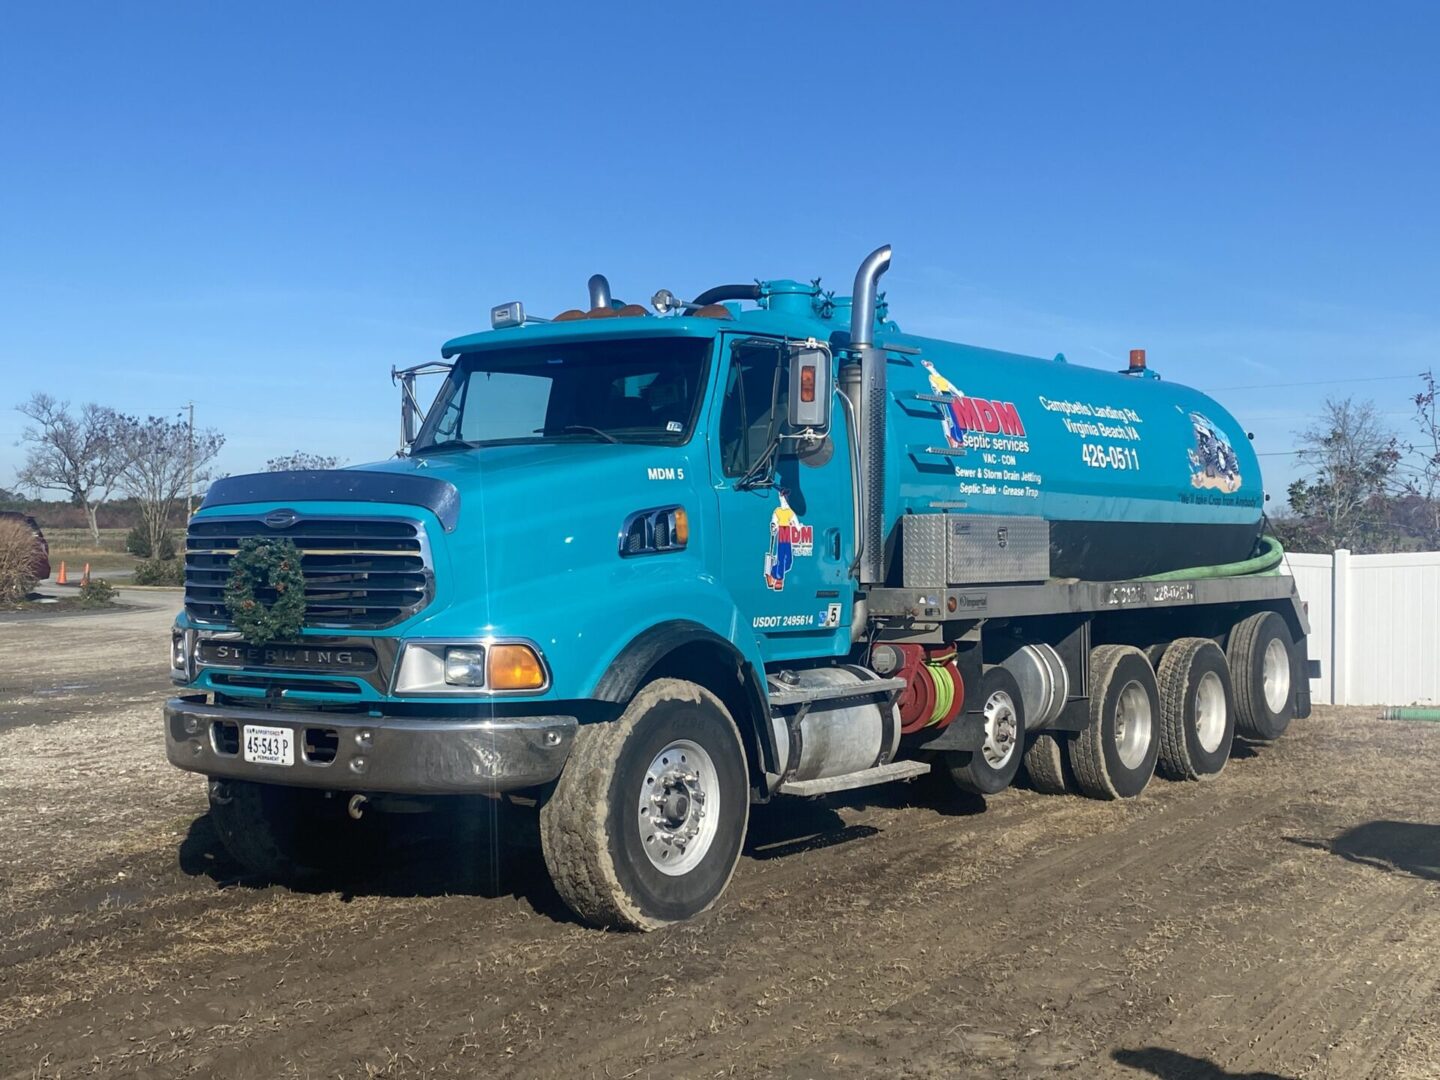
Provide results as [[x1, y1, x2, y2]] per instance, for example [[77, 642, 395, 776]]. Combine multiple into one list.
[[224, 537, 307, 645]]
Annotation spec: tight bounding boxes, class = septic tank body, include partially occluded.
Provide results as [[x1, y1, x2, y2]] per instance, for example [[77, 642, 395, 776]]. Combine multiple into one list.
[[872, 335, 1263, 580]]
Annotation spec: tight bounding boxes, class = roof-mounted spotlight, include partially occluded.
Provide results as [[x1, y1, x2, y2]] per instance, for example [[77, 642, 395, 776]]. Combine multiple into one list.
[[491, 302, 549, 329]]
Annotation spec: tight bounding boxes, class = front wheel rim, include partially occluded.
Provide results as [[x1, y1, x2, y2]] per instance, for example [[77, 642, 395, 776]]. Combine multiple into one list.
[[1113, 680, 1153, 769], [637, 739, 720, 876], [1262, 638, 1291, 714], [1194, 669, 1227, 753], [982, 690, 1020, 768]]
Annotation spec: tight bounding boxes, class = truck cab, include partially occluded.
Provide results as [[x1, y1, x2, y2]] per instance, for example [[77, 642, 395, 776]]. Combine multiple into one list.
[[165, 247, 1311, 929]]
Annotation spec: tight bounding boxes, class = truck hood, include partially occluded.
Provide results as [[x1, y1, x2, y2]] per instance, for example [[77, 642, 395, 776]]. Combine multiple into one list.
[[361, 442, 708, 641], [362, 441, 667, 511]]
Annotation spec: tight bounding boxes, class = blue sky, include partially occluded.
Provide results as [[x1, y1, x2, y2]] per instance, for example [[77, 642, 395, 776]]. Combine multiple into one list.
[[3, 1, 1438, 502]]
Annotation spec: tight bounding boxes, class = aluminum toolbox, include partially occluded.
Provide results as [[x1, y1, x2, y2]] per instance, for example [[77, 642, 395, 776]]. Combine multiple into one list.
[[901, 513, 1050, 588]]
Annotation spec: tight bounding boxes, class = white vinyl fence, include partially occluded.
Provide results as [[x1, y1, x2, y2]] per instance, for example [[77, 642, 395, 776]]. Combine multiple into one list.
[[1284, 549, 1440, 706]]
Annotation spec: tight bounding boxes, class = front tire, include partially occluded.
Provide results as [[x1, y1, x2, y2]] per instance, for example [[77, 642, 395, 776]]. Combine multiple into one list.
[[1069, 645, 1160, 800], [540, 678, 749, 930], [1156, 637, 1235, 780], [943, 666, 1025, 795], [1228, 611, 1298, 740]]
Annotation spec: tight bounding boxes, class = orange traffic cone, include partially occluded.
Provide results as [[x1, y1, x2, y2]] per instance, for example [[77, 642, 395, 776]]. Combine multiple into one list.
[[56, 561, 67, 585], [81, 564, 91, 586]]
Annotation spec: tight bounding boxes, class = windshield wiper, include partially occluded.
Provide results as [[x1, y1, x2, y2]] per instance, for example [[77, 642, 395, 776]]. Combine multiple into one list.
[[558, 425, 620, 444]]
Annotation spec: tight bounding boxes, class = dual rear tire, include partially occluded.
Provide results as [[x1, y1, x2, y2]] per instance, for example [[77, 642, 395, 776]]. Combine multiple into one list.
[[1228, 611, 1298, 740], [943, 667, 1025, 795], [1156, 638, 1236, 780], [1069, 645, 1161, 800]]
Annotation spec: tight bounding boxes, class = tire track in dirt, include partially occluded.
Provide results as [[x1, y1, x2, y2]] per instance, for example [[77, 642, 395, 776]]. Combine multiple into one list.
[[490, 778, 1292, 1077], [2, 682, 1438, 1080]]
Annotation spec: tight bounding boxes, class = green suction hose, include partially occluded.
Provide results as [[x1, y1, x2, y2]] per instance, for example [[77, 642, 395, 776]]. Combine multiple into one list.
[[1139, 534, 1285, 582], [1380, 707, 1440, 722]]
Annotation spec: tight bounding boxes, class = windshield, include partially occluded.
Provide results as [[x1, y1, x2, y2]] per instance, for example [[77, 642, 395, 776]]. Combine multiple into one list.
[[414, 338, 712, 451]]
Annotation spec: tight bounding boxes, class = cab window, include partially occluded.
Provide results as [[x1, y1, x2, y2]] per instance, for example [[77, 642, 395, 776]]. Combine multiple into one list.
[[719, 339, 789, 476]]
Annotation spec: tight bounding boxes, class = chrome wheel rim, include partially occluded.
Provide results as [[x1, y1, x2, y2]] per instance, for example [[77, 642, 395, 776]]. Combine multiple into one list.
[[1113, 680, 1153, 770], [1263, 638, 1291, 714], [982, 690, 1020, 768], [1194, 670, 1227, 753], [637, 739, 719, 876]]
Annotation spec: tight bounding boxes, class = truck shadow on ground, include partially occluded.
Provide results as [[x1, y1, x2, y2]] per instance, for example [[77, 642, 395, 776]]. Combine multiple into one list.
[[745, 776, 985, 861], [175, 777, 988, 914], [1284, 819, 1440, 882], [1112, 1047, 1292, 1079], [176, 803, 575, 922]]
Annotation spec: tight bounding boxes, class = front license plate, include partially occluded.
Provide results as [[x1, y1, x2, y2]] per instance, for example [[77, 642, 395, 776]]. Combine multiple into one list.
[[242, 724, 294, 766]]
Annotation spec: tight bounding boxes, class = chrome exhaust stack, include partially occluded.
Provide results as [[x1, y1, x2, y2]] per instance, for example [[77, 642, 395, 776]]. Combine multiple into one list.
[[587, 274, 612, 311], [849, 244, 892, 586]]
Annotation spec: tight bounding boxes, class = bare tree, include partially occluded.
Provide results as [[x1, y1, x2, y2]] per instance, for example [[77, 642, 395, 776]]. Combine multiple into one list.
[[1392, 370, 1440, 548], [1285, 397, 1402, 552], [117, 415, 225, 557], [265, 451, 343, 472], [16, 394, 135, 543]]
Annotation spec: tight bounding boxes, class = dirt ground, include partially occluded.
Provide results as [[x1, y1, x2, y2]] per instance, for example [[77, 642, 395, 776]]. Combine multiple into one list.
[[1, 593, 1437, 1079]]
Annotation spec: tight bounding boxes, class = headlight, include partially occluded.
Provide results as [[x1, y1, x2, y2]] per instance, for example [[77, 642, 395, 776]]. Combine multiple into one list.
[[443, 646, 486, 687], [170, 623, 195, 683], [393, 638, 550, 696]]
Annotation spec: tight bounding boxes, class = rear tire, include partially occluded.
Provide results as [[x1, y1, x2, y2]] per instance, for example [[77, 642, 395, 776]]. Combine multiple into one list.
[[540, 678, 749, 930], [1022, 731, 1070, 794], [1069, 645, 1160, 800], [1156, 638, 1235, 780], [1228, 611, 1298, 740], [208, 780, 358, 883], [943, 666, 1025, 795]]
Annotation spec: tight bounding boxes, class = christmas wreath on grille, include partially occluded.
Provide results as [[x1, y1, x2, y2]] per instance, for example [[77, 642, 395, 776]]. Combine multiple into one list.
[[224, 537, 306, 645]]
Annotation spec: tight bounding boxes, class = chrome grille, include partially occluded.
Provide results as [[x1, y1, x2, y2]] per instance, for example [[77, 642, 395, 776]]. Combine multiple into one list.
[[185, 516, 432, 630]]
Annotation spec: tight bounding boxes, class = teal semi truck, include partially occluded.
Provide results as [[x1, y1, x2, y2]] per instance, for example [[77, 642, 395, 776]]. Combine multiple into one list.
[[165, 246, 1312, 929]]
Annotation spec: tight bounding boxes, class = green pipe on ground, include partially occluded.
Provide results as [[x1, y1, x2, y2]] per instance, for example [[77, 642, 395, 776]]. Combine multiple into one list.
[[1139, 534, 1286, 582], [1380, 707, 1440, 722]]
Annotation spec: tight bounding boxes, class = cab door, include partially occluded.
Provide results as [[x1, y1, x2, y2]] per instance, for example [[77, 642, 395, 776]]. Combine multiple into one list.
[[710, 335, 855, 664]]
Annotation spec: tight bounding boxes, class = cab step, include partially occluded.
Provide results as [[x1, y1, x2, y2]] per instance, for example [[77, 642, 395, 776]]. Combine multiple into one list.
[[777, 759, 931, 797]]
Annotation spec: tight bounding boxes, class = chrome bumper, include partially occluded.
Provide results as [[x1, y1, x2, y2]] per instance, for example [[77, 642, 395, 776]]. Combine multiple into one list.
[[164, 695, 577, 794]]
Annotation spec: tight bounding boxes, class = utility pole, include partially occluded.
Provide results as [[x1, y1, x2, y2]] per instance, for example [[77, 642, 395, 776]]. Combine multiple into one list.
[[186, 401, 195, 520]]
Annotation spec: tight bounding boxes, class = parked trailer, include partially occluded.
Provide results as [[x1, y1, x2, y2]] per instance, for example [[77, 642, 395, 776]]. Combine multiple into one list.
[[164, 246, 1312, 929]]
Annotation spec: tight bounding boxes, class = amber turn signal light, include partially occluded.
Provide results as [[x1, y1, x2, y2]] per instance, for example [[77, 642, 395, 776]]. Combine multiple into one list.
[[487, 644, 546, 691], [800, 364, 816, 403], [673, 507, 689, 545]]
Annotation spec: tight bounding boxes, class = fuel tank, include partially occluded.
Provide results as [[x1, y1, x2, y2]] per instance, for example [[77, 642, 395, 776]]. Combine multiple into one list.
[[879, 340, 1264, 581]]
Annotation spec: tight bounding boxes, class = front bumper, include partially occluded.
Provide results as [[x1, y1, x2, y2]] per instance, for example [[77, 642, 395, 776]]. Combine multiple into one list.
[[164, 695, 577, 794]]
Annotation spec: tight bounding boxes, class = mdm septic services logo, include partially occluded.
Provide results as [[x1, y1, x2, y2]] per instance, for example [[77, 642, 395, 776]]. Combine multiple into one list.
[[764, 490, 813, 591], [922, 360, 1027, 446]]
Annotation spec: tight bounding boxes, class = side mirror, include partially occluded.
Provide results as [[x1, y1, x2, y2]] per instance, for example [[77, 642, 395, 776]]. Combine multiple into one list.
[[787, 344, 832, 432], [398, 370, 419, 448], [391, 361, 452, 453]]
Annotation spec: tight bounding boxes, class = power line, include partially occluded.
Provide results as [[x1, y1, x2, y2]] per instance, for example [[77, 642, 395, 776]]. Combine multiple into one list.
[[1202, 373, 1423, 393]]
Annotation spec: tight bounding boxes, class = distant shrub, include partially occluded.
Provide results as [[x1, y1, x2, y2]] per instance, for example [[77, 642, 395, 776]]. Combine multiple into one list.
[[0, 519, 40, 601], [79, 578, 117, 607], [133, 558, 185, 587], [124, 526, 175, 559]]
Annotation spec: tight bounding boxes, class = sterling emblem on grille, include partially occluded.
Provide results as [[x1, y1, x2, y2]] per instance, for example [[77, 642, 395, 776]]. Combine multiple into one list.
[[263, 509, 300, 529]]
